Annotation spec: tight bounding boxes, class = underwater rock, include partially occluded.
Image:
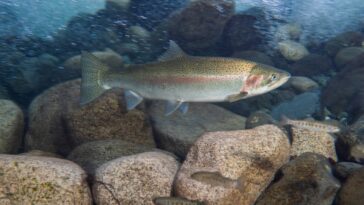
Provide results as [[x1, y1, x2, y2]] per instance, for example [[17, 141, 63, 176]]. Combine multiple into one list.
[[278, 40, 309, 61], [274, 23, 302, 41], [324, 31, 364, 57], [336, 167, 364, 205], [0, 100, 24, 154], [289, 126, 338, 161], [105, 0, 131, 10], [0, 154, 91, 204], [321, 58, 364, 117], [232, 50, 274, 66], [127, 25, 151, 41], [223, 13, 264, 52], [63, 48, 124, 77], [335, 162, 363, 179], [271, 91, 320, 120], [245, 111, 277, 129], [334, 47, 364, 68], [290, 54, 333, 77], [256, 153, 340, 205], [287, 76, 319, 93], [168, 0, 235, 51], [129, 0, 187, 30], [174, 125, 290, 205], [67, 139, 155, 175], [148, 102, 246, 158], [93, 151, 179, 205], [25, 79, 153, 156], [20, 150, 63, 158]]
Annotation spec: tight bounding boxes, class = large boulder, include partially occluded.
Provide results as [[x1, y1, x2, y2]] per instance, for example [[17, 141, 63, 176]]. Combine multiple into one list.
[[168, 0, 235, 52], [287, 76, 319, 93], [290, 126, 337, 161], [290, 54, 333, 77], [336, 167, 364, 205], [321, 54, 364, 117], [278, 40, 309, 61], [93, 151, 179, 205], [174, 125, 290, 205], [256, 153, 340, 205], [0, 100, 24, 154], [148, 102, 246, 158], [67, 139, 155, 175], [335, 162, 363, 179], [324, 31, 364, 57], [0, 154, 92, 204], [25, 79, 154, 156]]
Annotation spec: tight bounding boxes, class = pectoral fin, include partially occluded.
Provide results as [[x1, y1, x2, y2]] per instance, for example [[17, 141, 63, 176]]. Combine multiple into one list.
[[179, 102, 189, 114], [227, 92, 248, 102], [124, 90, 143, 110], [165, 100, 184, 116]]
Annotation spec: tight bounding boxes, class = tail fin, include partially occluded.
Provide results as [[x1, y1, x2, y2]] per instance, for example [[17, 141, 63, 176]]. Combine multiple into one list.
[[280, 115, 291, 126], [80, 51, 109, 106]]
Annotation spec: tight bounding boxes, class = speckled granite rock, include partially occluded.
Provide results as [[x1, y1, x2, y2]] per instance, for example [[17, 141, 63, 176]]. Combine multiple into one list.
[[245, 111, 277, 129], [289, 126, 338, 161], [335, 162, 363, 179], [93, 152, 179, 205], [20, 150, 63, 158], [288, 76, 319, 93], [336, 167, 364, 205], [174, 125, 290, 205], [25, 79, 154, 156], [67, 139, 154, 175], [0, 154, 91, 205], [0, 100, 24, 154], [256, 153, 340, 205], [148, 102, 246, 158]]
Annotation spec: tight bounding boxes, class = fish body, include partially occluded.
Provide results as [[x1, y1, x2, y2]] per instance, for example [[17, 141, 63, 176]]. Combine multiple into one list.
[[281, 115, 341, 133], [80, 41, 290, 115], [191, 171, 244, 191], [153, 197, 204, 205]]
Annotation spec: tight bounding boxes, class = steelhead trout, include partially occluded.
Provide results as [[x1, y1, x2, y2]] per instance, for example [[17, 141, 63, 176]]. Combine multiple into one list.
[[281, 115, 341, 133], [80, 41, 290, 115]]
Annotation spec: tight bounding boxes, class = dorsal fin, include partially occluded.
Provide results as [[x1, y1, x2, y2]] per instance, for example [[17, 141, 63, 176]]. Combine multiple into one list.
[[158, 40, 187, 62]]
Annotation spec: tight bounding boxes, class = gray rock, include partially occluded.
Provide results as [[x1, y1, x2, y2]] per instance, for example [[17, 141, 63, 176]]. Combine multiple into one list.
[[148, 102, 246, 158], [245, 110, 277, 129], [25, 79, 154, 156], [325, 32, 364, 57], [288, 76, 320, 93], [67, 139, 155, 175], [336, 167, 364, 205], [290, 126, 338, 161], [271, 91, 320, 120], [335, 162, 363, 179], [93, 151, 179, 205], [335, 47, 364, 68], [256, 153, 341, 205], [20, 150, 63, 158], [175, 125, 290, 205], [0, 100, 24, 154], [290, 54, 333, 77], [0, 154, 92, 204]]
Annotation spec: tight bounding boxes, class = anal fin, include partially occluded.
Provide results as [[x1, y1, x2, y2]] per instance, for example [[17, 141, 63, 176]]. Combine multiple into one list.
[[124, 90, 143, 110], [165, 100, 184, 116]]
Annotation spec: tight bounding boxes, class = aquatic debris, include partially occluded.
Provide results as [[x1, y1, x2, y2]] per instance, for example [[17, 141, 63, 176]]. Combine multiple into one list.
[[80, 41, 290, 115], [281, 115, 340, 133], [154, 197, 204, 205], [191, 171, 244, 191]]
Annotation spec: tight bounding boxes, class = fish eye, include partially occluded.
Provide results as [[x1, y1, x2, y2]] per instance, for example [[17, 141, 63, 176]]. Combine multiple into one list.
[[270, 74, 277, 81]]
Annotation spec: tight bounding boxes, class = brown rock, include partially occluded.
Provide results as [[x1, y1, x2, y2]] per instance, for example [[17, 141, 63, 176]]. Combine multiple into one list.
[[25, 79, 154, 156], [168, 0, 235, 51], [245, 111, 277, 129], [93, 151, 179, 205], [335, 162, 363, 179], [0, 154, 92, 205], [174, 125, 290, 205], [20, 150, 63, 158], [325, 31, 364, 57], [148, 102, 246, 158], [256, 153, 340, 205], [336, 167, 364, 205], [67, 139, 154, 175], [290, 126, 338, 161], [334, 47, 364, 68], [0, 100, 24, 154]]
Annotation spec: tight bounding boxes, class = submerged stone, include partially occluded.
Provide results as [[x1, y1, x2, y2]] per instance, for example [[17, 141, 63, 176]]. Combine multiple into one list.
[[336, 167, 364, 205]]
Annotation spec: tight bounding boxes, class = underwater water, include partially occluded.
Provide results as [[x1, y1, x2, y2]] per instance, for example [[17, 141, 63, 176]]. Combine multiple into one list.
[[0, 0, 364, 204]]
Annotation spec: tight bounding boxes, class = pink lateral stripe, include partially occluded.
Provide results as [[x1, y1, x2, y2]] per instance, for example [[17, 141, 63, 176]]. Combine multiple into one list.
[[145, 75, 238, 84]]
